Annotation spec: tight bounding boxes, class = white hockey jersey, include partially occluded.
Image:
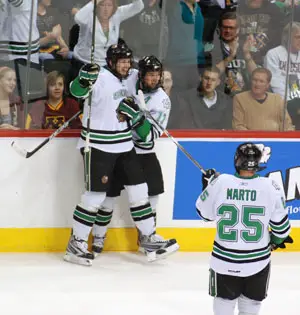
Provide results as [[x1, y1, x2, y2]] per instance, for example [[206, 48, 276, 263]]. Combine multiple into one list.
[[196, 173, 291, 277], [77, 67, 133, 153], [0, 0, 39, 63], [125, 69, 171, 154]]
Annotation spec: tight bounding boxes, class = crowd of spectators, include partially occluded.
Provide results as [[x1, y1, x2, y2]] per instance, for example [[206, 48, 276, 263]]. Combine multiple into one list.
[[0, 0, 299, 131]]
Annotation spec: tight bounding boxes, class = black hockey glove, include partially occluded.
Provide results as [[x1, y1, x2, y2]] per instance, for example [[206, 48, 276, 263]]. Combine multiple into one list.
[[116, 97, 145, 128], [271, 235, 294, 251], [202, 168, 217, 191]]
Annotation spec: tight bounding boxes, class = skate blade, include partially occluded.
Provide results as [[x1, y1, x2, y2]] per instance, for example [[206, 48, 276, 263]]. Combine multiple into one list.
[[138, 246, 146, 254], [147, 243, 180, 262], [63, 252, 93, 266]]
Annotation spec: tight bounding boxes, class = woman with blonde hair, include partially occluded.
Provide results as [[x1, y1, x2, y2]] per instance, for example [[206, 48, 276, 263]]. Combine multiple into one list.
[[0, 67, 24, 130], [70, 0, 144, 78]]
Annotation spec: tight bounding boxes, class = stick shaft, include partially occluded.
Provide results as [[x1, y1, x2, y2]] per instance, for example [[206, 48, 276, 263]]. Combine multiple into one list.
[[12, 110, 81, 158]]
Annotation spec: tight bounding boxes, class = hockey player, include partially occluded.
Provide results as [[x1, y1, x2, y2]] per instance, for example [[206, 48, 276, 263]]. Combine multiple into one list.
[[64, 44, 178, 266], [196, 142, 293, 315], [90, 55, 178, 256]]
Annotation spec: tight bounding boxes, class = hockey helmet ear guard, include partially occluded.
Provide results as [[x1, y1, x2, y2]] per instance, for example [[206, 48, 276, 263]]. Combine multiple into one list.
[[70, 63, 100, 99], [234, 142, 266, 172]]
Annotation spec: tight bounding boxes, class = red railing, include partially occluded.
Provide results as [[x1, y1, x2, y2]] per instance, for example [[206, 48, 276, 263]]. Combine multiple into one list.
[[1, 129, 300, 138]]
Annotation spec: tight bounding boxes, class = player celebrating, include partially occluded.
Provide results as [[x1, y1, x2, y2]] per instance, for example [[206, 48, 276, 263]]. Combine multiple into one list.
[[196, 142, 293, 315], [64, 44, 178, 266], [90, 55, 177, 256]]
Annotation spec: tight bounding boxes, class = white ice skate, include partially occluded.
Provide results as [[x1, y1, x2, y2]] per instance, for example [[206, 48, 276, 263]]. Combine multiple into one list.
[[92, 235, 106, 257], [63, 235, 94, 266], [140, 233, 179, 262]]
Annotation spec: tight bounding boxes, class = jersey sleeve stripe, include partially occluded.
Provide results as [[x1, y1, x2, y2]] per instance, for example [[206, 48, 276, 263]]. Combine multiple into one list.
[[270, 214, 289, 226], [271, 225, 291, 236], [269, 218, 290, 232]]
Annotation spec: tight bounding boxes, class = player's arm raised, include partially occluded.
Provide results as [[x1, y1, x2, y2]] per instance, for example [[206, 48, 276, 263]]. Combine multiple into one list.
[[195, 170, 220, 222], [269, 180, 293, 250]]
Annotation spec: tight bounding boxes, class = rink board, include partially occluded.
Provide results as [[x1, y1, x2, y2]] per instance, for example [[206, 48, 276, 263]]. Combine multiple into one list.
[[0, 131, 300, 251]]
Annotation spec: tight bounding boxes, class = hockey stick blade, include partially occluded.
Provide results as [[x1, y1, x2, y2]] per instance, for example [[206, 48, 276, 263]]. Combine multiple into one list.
[[11, 141, 29, 158]]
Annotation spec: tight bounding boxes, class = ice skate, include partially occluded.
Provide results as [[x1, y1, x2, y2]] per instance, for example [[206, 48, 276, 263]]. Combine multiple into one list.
[[92, 235, 106, 257], [140, 233, 179, 262], [63, 235, 94, 266]]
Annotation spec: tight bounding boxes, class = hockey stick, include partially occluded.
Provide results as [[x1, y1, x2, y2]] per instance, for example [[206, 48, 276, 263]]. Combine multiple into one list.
[[137, 90, 207, 175], [84, 0, 97, 154], [11, 110, 82, 158]]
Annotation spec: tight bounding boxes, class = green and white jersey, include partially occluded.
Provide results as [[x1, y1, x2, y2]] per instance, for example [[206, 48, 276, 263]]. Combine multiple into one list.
[[77, 68, 133, 153], [0, 0, 39, 64], [125, 69, 171, 154], [196, 173, 291, 277]]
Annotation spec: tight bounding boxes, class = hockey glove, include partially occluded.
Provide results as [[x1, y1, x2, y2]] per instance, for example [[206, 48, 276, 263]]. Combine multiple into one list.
[[116, 97, 144, 127], [271, 235, 293, 251], [70, 63, 100, 99], [202, 168, 217, 191]]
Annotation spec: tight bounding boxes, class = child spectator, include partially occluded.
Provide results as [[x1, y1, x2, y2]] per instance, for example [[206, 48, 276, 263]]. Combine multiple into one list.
[[0, 67, 24, 130], [26, 71, 81, 129]]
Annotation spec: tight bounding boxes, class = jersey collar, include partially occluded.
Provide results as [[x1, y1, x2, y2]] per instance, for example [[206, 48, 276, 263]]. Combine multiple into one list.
[[234, 172, 260, 180]]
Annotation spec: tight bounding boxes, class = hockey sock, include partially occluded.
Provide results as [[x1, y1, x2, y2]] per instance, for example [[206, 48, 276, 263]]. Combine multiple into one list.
[[72, 204, 97, 241], [92, 207, 113, 237], [130, 202, 155, 236]]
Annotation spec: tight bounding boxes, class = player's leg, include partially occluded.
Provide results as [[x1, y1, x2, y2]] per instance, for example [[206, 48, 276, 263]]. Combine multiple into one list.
[[138, 153, 164, 225], [91, 160, 124, 256], [64, 148, 117, 266], [91, 196, 116, 256], [209, 268, 242, 315], [238, 263, 270, 315], [122, 149, 179, 261], [136, 153, 167, 252]]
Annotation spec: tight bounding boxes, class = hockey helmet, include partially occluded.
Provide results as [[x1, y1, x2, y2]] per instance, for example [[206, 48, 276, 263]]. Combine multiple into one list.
[[106, 43, 133, 79], [234, 142, 265, 172], [138, 55, 163, 92]]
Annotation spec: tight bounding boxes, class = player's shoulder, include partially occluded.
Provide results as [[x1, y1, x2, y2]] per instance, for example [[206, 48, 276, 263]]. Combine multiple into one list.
[[151, 88, 171, 110]]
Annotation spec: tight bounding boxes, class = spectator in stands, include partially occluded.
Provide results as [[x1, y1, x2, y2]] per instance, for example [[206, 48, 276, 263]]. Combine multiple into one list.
[[26, 71, 81, 129], [232, 68, 294, 131], [264, 22, 300, 101], [238, 0, 286, 65], [37, 0, 71, 61], [168, 67, 232, 129], [0, 0, 40, 64], [161, 68, 183, 117], [207, 12, 258, 96], [0, 67, 24, 130], [164, 0, 204, 91], [121, 0, 167, 62], [265, 22, 300, 130], [70, 0, 144, 79], [162, 70, 173, 97], [199, 0, 237, 53]]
